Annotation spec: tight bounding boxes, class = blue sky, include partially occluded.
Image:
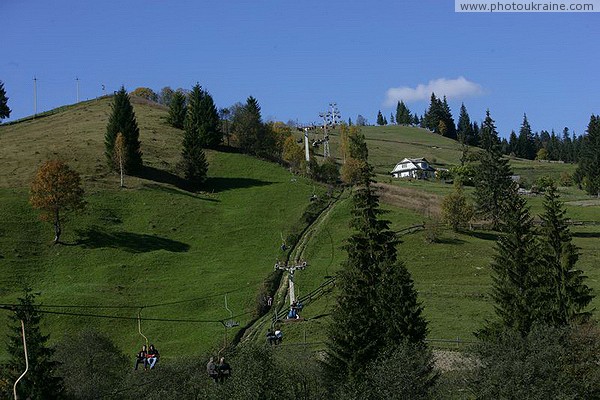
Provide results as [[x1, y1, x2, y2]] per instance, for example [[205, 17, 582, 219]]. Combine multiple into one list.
[[2, 0, 598, 137]]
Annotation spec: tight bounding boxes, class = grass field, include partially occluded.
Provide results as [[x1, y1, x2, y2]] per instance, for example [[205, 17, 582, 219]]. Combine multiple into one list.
[[1, 101, 599, 362]]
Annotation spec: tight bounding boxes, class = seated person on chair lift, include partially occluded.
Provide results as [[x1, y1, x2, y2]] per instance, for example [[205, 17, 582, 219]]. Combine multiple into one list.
[[134, 345, 147, 370], [146, 344, 160, 369]]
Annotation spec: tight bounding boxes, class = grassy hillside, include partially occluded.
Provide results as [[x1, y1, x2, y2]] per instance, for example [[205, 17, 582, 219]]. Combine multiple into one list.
[[1, 105, 598, 362], [0, 97, 316, 361]]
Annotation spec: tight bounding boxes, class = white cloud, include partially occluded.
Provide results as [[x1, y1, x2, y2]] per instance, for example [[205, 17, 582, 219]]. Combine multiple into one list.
[[384, 76, 483, 106]]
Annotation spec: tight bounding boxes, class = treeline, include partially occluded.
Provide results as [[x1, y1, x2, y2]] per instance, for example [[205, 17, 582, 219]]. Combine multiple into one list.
[[374, 93, 596, 165]]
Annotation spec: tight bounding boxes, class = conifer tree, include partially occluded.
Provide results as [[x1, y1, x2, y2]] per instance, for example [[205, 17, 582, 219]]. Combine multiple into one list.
[[517, 114, 535, 159], [184, 84, 221, 148], [167, 90, 187, 129], [2, 289, 64, 399], [327, 158, 427, 382], [0, 80, 11, 121], [376, 110, 385, 126], [488, 183, 542, 336], [233, 96, 274, 157], [180, 84, 209, 187], [395, 101, 412, 125], [105, 86, 143, 173], [440, 96, 457, 139], [508, 130, 518, 155], [474, 110, 513, 230], [457, 103, 473, 145], [389, 113, 395, 125], [538, 184, 594, 325], [575, 114, 600, 195]]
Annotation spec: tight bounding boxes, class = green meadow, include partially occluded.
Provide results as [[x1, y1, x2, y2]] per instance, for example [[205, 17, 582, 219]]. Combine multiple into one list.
[[1, 99, 599, 361]]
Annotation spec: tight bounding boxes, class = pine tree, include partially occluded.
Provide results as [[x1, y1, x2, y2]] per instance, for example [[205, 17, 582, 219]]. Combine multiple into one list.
[[575, 115, 600, 195], [488, 184, 542, 336], [538, 184, 594, 325], [184, 84, 221, 148], [376, 110, 385, 126], [105, 86, 142, 173], [327, 160, 426, 383], [167, 90, 187, 129], [2, 289, 64, 399], [457, 103, 473, 145], [471, 121, 480, 147], [422, 93, 441, 132], [395, 101, 412, 125], [517, 114, 535, 159], [0, 80, 11, 121], [233, 96, 274, 157], [180, 85, 209, 187], [440, 96, 457, 139], [474, 110, 513, 230], [389, 113, 395, 125], [508, 130, 518, 155]]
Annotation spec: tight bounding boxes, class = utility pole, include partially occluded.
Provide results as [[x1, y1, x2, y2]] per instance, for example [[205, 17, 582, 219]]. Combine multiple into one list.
[[274, 260, 307, 305], [33, 76, 37, 116], [321, 103, 341, 158], [303, 128, 310, 162], [75, 77, 80, 103]]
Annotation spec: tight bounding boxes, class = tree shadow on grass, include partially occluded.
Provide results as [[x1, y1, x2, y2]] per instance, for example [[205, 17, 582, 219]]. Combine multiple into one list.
[[204, 177, 273, 193], [142, 183, 220, 202], [76, 227, 190, 253], [572, 231, 600, 238], [463, 230, 500, 242], [138, 165, 192, 192], [436, 236, 466, 245]]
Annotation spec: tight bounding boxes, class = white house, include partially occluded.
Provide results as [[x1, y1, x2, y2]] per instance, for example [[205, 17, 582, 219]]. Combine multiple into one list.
[[391, 158, 436, 179]]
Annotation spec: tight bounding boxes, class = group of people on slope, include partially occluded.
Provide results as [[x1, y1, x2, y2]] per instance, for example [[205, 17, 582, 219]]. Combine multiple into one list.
[[134, 344, 160, 371], [206, 356, 232, 383]]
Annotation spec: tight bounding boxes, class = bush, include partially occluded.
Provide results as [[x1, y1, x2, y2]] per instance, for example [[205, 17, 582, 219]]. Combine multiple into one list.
[[470, 324, 600, 400], [560, 171, 573, 187], [531, 175, 555, 193], [55, 329, 129, 399], [441, 184, 474, 232], [335, 343, 438, 400]]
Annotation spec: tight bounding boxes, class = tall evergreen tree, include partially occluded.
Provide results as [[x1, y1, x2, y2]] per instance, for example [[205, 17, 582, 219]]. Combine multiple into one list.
[[516, 114, 536, 159], [538, 184, 594, 325], [474, 110, 513, 230], [575, 115, 600, 195], [105, 86, 143, 173], [508, 130, 518, 155], [395, 101, 412, 125], [233, 96, 275, 157], [422, 93, 442, 132], [488, 184, 542, 336], [389, 113, 395, 125], [327, 159, 427, 383], [180, 85, 209, 187], [376, 110, 385, 126], [561, 127, 574, 163], [2, 289, 64, 399], [440, 96, 457, 139], [184, 84, 221, 148], [457, 103, 473, 145], [471, 121, 480, 147], [0, 80, 11, 121], [167, 90, 187, 129]]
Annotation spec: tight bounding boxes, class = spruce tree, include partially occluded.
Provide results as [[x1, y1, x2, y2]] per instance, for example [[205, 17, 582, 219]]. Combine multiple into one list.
[[457, 103, 473, 145], [167, 90, 187, 129], [474, 110, 513, 230], [538, 184, 594, 325], [395, 101, 412, 125], [327, 160, 427, 383], [0, 80, 11, 121], [233, 96, 273, 157], [184, 84, 221, 148], [517, 114, 535, 159], [508, 130, 518, 155], [376, 110, 385, 126], [2, 289, 64, 399], [105, 86, 142, 173], [180, 85, 209, 187], [440, 96, 457, 139], [488, 183, 542, 336], [575, 114, 600, 195]]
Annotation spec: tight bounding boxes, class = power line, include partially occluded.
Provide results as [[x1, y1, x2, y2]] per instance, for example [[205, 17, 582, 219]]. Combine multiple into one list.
[[0, 304, 252, 325]]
